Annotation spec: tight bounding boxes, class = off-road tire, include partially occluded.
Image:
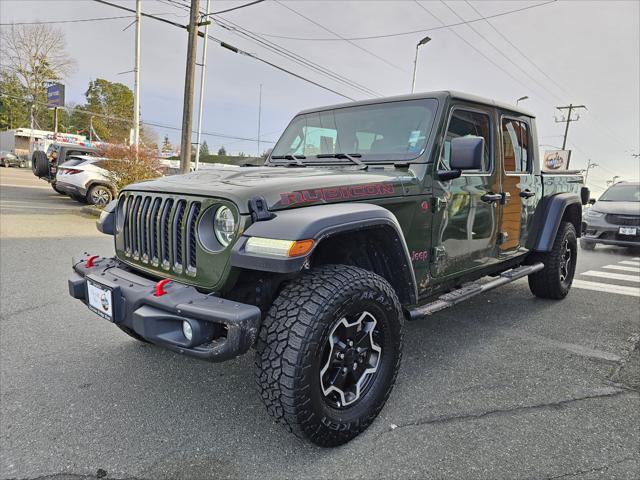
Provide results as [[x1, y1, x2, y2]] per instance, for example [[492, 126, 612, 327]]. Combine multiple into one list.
[[255, 264, 404, 447], [31, 150, 49, 178], [580, 238, 595, 250], [528, 222, 577, 299]]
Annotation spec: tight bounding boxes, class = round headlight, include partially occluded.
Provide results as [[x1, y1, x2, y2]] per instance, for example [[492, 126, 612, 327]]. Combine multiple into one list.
[[214, 206, 236, 247]]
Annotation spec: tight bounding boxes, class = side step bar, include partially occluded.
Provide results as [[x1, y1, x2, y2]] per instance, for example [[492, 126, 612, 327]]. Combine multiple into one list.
[[408, 262, 544, 320]]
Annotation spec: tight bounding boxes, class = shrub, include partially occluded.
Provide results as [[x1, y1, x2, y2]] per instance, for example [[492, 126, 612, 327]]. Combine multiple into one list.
[[98, 144, 162, 193]]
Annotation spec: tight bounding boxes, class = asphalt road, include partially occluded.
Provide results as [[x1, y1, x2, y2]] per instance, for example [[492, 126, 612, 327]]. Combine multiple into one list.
[[1, 168, 639, 480]]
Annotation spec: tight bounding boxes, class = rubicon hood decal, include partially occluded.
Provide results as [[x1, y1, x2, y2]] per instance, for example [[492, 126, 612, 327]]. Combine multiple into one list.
[[279, 182, 396, 207]]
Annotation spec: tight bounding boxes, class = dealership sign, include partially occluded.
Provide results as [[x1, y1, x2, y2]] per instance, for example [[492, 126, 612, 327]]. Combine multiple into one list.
[[543, 150, 571, 171], [46, 83, 65, 108]]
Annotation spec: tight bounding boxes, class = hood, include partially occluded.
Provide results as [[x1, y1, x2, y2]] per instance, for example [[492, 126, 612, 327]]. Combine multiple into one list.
[[591, 201, 640, 216], [123, 165, 414, 214]]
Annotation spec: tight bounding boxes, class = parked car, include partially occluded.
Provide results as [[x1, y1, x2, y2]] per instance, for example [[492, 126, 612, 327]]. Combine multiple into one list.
[[581, 181, 640, 249], [56, 156, 116, 206], [1, 150, 27, 168], [68, 91, 588, 447], [32, 143, 98, 194]]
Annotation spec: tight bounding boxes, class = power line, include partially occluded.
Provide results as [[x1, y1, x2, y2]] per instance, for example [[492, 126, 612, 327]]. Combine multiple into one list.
[[0, 92, 276, 144], [463, 0, 572, 100], [0, 15, 134, 26], [93, 0, 356, 100], [212, 16, 380, 97], [441, 1, 561, 105], [412, 1, 544, 100], [273, 0, 407, 73], [209, 0, 265, 16], [249, 0, 558, 41]]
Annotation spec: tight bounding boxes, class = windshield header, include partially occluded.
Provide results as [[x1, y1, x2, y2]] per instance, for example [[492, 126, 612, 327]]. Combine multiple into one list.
[[270, 99, 438, 164]]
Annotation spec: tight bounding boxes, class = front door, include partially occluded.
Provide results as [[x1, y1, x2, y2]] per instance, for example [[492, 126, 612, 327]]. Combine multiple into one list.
[[431, 106, 501, 278], [499, 116, 535, 254]]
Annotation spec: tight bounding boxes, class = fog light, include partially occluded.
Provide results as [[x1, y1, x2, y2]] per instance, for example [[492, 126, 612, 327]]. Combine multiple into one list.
[[182, 321, 193, 341]]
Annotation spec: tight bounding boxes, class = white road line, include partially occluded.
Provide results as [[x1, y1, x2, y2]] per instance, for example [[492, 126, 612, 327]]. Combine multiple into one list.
[[619, 260, 640, 267], [633, 257, 640, 261], [0, 205, 78, 211], [603, 264, 640, 273], [581, 270, 640, 283], [572, 279, 640, 297]]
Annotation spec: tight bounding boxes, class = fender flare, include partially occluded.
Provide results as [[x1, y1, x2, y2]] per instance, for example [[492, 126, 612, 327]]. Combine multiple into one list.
[[527, 193, 582, 252], [230, 203, 418, 304]]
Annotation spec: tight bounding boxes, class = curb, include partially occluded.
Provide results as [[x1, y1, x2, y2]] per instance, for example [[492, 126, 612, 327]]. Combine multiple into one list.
[[80, 205, 103, 218]]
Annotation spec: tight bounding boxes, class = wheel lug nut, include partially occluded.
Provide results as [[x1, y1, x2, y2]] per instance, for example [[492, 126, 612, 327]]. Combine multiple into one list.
[[348, 340, 354, 347], [353, 363, 357, 370], [338, 352, 344, 359], [342, 367, 348, 374]]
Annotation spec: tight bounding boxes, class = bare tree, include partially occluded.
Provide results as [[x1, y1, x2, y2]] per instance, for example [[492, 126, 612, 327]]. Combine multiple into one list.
[[0, 24, 75, 121]]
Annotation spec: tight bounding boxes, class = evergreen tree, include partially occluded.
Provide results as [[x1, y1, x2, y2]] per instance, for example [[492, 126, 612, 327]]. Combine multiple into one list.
[[217, 145, 227, 156], [200, 140, 210, 157]]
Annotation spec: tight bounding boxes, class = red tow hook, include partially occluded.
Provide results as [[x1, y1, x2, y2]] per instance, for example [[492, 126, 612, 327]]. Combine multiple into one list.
[[155, 279, 171, 297], [85, 255, 100, 268]]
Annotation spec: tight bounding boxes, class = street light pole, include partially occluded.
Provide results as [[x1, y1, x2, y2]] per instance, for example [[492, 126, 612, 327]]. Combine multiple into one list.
[[583, 159, 598, 184], [257, 83, 262, 158], [516, 96, 529, 105], [133, 0, 141, 151], [193, 0, 211, 172], [411, 36, 431, 93]]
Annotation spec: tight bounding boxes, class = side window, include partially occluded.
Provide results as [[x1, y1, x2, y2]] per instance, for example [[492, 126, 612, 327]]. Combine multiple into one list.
[[502, 118, 530, 173], [441, 109, 492, 172]]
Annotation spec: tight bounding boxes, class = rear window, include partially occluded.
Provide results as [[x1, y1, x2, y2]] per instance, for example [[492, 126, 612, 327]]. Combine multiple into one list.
[[61, 157, 88, 167]]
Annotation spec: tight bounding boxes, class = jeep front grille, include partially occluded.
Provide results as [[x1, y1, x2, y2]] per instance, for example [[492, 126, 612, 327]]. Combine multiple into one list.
[[120, 193, 201, 275]]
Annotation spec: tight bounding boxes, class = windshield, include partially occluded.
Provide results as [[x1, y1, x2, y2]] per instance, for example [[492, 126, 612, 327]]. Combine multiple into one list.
[[270, 99, 438, 163], [599, 184, 640, 202]]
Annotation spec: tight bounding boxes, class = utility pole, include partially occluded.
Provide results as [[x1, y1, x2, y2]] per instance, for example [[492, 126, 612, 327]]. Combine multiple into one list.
[[180, 0, 200, 174], [194, 0, 211, 172], [133, 0, 142, 151], [555, 104, 587, 150], [257, 83, 262, 158], [583, 159, 598, 184], [411, 36, 431, 93]]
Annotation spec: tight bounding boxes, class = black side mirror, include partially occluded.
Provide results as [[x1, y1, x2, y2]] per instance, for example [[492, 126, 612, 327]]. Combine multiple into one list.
[[588, 198, 596, 205], [580, 186, 590, 205], [437, 169, 462, 181], [450, 136, 484, 170]]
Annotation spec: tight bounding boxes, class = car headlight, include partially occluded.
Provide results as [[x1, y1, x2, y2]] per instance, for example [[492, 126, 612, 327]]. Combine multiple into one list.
[[586, 209, 604, 218], [214, 206, 236, 247]]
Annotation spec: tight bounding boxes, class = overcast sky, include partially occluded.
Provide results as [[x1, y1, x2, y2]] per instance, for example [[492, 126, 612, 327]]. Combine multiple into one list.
[[1, 0, 638, 192]]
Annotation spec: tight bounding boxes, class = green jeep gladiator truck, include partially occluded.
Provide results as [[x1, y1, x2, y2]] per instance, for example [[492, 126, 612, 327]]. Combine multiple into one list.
[[68, 91, 588, 446]]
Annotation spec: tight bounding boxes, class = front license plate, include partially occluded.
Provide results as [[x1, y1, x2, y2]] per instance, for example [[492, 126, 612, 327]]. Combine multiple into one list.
[[619, 227, 637, 236], [87, 280, 114, 321]]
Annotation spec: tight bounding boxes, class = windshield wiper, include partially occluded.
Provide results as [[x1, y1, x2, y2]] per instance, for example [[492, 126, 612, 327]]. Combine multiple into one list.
[[270, 154, 306, 167], [316, 153, 366, 168]]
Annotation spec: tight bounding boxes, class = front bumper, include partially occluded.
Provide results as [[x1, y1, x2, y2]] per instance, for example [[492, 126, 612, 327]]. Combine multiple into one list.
[[582, 217, 640, 247], [68, 254, 262, 362]]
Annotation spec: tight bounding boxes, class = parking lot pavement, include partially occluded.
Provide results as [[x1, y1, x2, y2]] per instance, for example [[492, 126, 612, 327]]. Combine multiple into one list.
[[1, 170, 638, 480]]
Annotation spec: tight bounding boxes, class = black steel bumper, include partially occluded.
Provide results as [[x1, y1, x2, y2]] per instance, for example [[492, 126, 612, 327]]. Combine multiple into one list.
[[68, 254, 262, 362]]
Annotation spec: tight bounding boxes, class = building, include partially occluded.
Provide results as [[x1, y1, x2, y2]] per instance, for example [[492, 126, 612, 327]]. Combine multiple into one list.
[[0, 128, 90, 159]]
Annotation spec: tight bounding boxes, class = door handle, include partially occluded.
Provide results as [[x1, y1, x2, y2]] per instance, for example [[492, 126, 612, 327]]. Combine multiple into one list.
[[520, 189, 535, 199], [481, 193, 503, 203]]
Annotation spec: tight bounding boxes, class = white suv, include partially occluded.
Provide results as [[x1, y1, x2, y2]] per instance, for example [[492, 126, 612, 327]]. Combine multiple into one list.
[[55, 156, 116, 206]]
